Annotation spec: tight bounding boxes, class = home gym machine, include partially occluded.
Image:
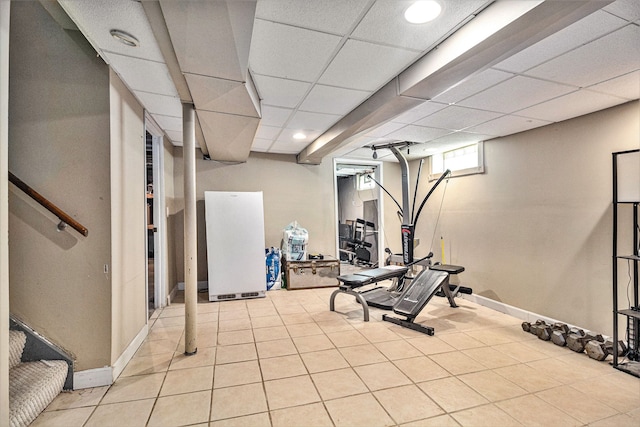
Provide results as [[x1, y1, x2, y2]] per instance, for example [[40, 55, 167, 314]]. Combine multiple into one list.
[[329, 141, 471, 335]]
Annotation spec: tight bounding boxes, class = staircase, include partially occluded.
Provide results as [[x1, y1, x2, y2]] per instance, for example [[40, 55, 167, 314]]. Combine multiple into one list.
[[9, 330, 68, 427]]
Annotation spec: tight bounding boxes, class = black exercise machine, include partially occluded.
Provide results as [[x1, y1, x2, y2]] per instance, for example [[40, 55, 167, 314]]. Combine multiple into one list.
[[330, 141, 472, 334], [339, 218, 376, 267], [329, 262, 470, 333]]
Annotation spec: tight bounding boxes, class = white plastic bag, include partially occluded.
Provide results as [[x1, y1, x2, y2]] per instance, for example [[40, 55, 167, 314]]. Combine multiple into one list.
[[282, 221, 309, 261]]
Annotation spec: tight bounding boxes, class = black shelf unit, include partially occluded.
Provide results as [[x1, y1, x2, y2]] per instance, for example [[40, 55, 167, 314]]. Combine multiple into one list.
[[612, 149, 640, 377]]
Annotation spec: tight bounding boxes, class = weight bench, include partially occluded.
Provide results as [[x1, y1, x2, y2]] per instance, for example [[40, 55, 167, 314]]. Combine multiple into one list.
[[330, 264, 470, 336], [329, 265, 409, 321], [382, 264, 466, 335]]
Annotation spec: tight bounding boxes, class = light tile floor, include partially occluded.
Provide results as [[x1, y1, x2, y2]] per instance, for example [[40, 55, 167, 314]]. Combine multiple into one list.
[[34, 285, 640, 426]]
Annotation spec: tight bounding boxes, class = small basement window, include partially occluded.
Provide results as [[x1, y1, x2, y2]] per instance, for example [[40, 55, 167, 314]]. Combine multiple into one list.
[[356, 173, 375, 191], [429, 141, 484, 180]]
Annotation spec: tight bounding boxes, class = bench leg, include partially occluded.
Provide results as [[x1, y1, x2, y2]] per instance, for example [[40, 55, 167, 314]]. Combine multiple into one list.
[[353, 291, 369, 322], [329, 288, 369, 321], [441, 282, 458, 308], [329, 288, 341, 312]]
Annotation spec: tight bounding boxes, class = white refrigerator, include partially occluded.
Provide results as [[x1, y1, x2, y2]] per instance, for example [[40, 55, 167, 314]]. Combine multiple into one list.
[[205, 191, 266, 301]]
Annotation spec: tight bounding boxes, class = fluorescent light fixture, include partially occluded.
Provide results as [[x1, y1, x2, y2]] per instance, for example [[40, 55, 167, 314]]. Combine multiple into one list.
[[293, 132, 306, 140], [405, 1, 442, 24], [110, 29, 139, 47]]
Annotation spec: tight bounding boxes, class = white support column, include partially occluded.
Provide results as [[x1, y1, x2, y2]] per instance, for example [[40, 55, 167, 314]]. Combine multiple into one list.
[[183, 103, 197, 355]]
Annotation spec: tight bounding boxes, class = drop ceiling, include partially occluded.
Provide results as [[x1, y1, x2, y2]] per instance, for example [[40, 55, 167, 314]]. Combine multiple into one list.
[[53, 0, 639, 164]]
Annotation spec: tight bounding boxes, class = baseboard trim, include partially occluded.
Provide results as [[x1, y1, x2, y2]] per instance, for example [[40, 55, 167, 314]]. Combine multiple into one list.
[[73, 323, 148, 390], [168, 284, 178, 305], [73, 367, 112, 390], [111, 324, 148, 381], [460, 293, 586, 332]]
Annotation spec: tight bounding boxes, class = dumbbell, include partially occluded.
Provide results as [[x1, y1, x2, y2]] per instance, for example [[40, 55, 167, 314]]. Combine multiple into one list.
[[522, 319, 547, 336], [566, 329, 587, 352], [585, 339, 627, 361], [536, 324, 553, 341], [567, 330, 603, 353], [549, 323, 570, 346]]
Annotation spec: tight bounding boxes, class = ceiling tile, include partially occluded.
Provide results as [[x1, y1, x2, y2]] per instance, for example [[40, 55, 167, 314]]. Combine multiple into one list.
[[493, 11, 628, 73], [467, 114, 552, 137], [432, 69, 515, 104], [164, 129, 183, 144], [524, 24, 640, 88], [318, 39, 419, 91], [298, 85, 371, 115], [185, 73, 259, 117], [252, 74, 311, 108], [58, 0, 165, 62], [385, 124, 451, 143], [286, 111, 341, 132], [352, 0, 489, 51], [604, 0, 640, 23], [135, 91, 182, 117], [250, 138, 273, 152], [255, 124, 281, 141], [335, 146, 388, 161], [515, 89, 630, 122], [415, 105, 503, 131], [249, 19, 342, 82], [269, 140, 306, 154], [260, 105, 294, 127], [396, 143, 441, 158], [428, 131, 494, 147], [392, 101, 448, 124], [255, 0, 371, 35], [330, 135, 389, 159], [587, 70, 640, 100], [276, 128, 322, 145], [106, 53, 177, 96], [151, 114, 181, 132], [365, 121, 408, 138], [458, 76, 577, 114]]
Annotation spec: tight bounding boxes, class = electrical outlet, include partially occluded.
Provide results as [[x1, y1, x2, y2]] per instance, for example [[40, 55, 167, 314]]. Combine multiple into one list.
[[104, 264, 109, 274]]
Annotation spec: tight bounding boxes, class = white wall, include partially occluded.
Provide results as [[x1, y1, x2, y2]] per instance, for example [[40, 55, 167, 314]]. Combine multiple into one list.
[[416, 100, 640, 335]]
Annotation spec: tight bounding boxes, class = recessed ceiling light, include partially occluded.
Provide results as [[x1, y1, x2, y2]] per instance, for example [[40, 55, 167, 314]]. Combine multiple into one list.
[[110, 29, 139, 47], [404, 1, 442, 24], [293, 132, 306, 140]]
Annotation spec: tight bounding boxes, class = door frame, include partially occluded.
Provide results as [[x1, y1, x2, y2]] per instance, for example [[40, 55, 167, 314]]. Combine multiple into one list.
[[333, 158, 384, 265], [144, 113, 167, 312]]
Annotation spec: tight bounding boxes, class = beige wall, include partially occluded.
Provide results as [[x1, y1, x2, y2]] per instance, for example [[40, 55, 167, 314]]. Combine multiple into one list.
[[379, 161, 406, 256], [1, 0, 10, 422], [171, 151, 336, 283], [109, 70, 147, 362], [414, 100, 639, 335], [162, 138, 178, 303], [8, 2, 112, 370]]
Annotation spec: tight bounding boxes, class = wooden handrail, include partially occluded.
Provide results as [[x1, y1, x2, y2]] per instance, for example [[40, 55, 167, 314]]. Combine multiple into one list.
[[8, 171, 89, 237]]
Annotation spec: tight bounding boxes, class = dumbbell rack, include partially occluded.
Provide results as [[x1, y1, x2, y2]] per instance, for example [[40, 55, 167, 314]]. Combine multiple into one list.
[[612, 149, 640, 378]]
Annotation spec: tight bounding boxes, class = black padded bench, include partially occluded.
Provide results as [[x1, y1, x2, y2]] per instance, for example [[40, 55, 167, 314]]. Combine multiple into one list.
[[382, 264, 467, 335], [330, 266, 409, 321]]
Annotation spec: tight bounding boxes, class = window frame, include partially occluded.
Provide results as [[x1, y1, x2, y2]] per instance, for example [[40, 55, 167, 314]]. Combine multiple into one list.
[[428, 141, 485, 180]]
